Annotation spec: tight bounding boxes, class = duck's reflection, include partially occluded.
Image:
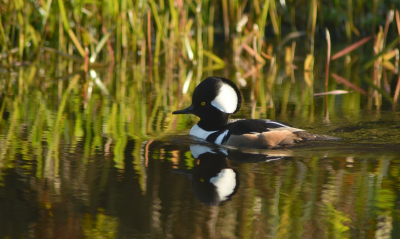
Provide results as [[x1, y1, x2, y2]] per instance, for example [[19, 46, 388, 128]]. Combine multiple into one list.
[[174, 144, 290, 205], [173, 145, 238, 206]]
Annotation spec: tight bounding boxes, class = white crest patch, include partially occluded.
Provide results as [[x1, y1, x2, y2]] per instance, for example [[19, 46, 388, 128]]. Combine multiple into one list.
[[210, 168, 237, 201], [189, 124, 217, 140], [211, 83, 238, 113]]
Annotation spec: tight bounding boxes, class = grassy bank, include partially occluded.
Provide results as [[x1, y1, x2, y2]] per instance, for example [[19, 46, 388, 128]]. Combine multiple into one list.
[[1, 1, 400, 108]]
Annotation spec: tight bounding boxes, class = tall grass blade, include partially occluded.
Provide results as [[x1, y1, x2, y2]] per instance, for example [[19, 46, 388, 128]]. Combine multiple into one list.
[[57, 0, 85, 57], [257, 0, 270, 41], [345, 0, 353, 40], [325, 28, 331, 89], [147, 10, 152, 81], [269, 0, 280, 36], [182, 70, 193, 94], [90, 27, 114, 63], [195, 2, 203, 80], [202, 50, 226, 66], [325, 28, 331, 120], [185, 35, 194, 61], [222, 0, 229, 41], [307, 0, 317, 54], [149, 0, 162, 31]]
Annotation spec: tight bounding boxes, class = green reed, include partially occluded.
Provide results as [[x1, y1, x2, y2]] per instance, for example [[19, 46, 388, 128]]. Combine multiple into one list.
[[0, 1, 396, 63]]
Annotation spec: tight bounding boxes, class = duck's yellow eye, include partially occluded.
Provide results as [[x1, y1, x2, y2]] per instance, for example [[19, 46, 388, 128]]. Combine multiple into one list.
[[201, 102, 206, 106], [200, 178, 204, 182]]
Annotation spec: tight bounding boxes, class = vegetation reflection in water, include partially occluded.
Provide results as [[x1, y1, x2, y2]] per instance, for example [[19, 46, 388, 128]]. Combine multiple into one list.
[[0, 61, 400, 238], [1, 131, 400, 238]]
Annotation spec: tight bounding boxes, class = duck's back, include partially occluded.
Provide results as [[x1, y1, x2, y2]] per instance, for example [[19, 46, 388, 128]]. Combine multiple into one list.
[[213, 119, 337, 149]]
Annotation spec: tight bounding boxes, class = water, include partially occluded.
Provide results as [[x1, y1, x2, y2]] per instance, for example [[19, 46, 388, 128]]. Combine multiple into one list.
[[0, 62, 400, 238]]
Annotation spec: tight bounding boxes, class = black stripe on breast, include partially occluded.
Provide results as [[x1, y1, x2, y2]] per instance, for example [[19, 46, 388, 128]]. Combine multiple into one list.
[[206, 130, 231, 144]]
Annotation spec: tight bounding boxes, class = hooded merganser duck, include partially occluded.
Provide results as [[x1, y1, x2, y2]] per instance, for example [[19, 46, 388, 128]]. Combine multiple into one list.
[[173, 76, 339, 149]]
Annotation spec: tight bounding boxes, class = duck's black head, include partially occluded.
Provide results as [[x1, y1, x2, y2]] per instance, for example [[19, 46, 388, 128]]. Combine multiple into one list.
[[173, 76, 242, 130]]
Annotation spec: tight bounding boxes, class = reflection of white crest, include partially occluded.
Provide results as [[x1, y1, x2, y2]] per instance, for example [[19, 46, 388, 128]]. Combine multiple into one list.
[[210, 168, 237, 201], [211, 83, 238, 113]]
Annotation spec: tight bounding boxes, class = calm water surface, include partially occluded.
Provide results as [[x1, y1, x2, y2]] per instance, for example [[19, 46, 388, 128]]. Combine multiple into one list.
[[0, 64, 400, 239]]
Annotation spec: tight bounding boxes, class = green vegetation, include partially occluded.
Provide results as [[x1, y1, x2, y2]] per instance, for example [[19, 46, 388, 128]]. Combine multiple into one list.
[[1, 1, 400, 162], [1, 0, 400, 111]]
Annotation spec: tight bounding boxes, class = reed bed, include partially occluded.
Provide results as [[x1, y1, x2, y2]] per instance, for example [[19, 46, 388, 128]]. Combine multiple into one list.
[[1, 0, 399, 106]]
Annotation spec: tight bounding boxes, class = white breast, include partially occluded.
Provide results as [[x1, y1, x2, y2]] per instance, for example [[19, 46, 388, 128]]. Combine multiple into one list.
[[189, 124, 217, 140]]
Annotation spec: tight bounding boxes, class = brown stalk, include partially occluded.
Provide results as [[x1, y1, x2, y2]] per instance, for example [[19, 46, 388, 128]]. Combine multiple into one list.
[[325, 29, 331, 91], [291, 41, 296, 82], [394, 10, 400, 106], [394, 75, 400, 106], [235, 31, 255, 60], [325, 28, 331, 120], [261, 51, 273, 60], [396, 10, 400, 35], [331, 73, 368, 95], [331, 36, 373, 60], [242, 43, 265, 64], [383, 10, 394, 44], [242, 65, 263, 78], [222, 0, 229, 42]]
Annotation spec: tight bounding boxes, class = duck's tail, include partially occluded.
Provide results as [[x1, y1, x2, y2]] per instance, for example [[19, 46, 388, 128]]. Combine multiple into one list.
[[294, 131, 341, 141]]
